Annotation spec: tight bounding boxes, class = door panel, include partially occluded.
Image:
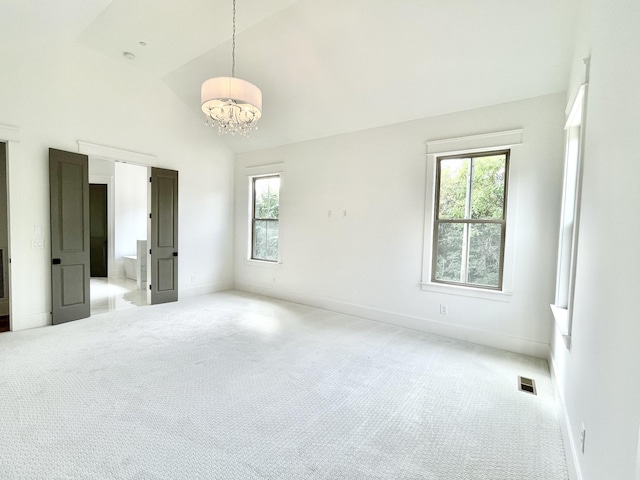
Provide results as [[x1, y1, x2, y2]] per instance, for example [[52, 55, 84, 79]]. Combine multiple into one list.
[[149, 167, 178, 304], [61, 265, 85, 305], [50, 148, 90, 324], [157, 258, 174, 292], [157, 176, 175, 247]]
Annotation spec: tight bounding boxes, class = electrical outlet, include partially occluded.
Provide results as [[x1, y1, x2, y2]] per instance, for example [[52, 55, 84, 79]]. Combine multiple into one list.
[[439, 304, 448, 315], [580, 423, 586, 454]]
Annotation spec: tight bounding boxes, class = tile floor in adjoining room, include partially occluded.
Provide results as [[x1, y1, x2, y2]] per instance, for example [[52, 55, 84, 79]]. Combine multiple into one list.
[[90, 277, 148, 316]]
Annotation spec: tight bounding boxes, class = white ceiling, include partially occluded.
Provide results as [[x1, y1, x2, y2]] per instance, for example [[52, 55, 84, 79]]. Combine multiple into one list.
[[2, 0, 579, 153]]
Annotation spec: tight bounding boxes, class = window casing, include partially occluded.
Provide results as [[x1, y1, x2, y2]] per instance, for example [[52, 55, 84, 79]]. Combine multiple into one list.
[[251, 175, 280, 262], [432, 150, 509, 290], [552, 84, 587, 340]]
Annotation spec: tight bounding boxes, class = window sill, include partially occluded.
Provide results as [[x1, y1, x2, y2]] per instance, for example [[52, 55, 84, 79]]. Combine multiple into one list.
[[245, 259, 282, 268], [419, 282, 513, 303], [550, 304, 572, 349], [550, 304, 570, 335]]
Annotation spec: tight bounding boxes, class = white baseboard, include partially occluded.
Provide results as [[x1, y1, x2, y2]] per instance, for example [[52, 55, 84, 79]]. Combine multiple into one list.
[[235, 282, 549, 358], [7, 284, 233, 332], [549, 349, 582, 480], [180, 281, 233, 299], [11, 312, 51, 331]]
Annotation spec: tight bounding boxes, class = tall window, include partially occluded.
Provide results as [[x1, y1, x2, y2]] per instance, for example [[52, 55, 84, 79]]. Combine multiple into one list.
[[432, 150, 509, 290], [251, 175, 280, 262], [552, 84, 586, 335]]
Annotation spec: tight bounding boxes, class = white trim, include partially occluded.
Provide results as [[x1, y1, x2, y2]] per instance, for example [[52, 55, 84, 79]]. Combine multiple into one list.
[[565, 57, 591, 116], [636, 424, 640, 480], [565, 85, 586, 129], [426, 129, 523, 155], [553, 82, 588, 346], [0, 124, 20, 143], [421, 135, 520, 299], [636, 427, 640, 480], [244, 162, 285, 176], [179, 281, 233, 299], [550, 304, 570, 336], [549, 350, 582, 480], [419, 281, 512, 302], [247, 171, 282, 264], [244, 259, 283, 268], [10, 312, 50, 331], [77, 141, 156, 166], [236, 282, 549, 358]]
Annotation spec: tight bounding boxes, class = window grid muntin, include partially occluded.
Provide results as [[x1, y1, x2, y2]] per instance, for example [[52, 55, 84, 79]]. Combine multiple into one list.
[[431, 150, 509, 290]]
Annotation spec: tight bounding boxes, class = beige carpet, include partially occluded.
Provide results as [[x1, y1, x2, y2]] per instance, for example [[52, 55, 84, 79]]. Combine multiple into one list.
[[0, 291, 568, 479]]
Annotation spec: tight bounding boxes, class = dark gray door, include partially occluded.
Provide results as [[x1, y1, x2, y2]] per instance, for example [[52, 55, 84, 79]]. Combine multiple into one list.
[[49, 148, 90, 324], [0, 142, 9, 332], [149, 167, 178, 304], [89, 184, 108, 277]]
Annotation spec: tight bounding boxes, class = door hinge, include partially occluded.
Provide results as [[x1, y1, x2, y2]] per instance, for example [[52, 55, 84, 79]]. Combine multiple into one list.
[[149, 177, 152, 183], [149, 249, 152, 255], [149, 213, 152, 219], [149, 284, 152, 290]]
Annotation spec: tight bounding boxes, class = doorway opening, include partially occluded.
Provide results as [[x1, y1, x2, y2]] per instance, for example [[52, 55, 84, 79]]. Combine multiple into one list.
[[0, 142, 9, 332], [89, 160, 149, 316], [90, 184, 108, 277]]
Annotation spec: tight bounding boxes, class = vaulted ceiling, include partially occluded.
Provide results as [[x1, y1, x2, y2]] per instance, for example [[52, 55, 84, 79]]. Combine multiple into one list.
[[1, 0, 579, 153]]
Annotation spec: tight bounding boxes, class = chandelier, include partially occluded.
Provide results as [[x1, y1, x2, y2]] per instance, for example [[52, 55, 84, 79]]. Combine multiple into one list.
[[201, 0, 262, 136]]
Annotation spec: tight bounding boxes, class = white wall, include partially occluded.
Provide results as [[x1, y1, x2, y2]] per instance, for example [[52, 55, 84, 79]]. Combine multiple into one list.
[[0, 35, 235, 331], [235, 93, 566, 358], [550, 0, 640, 478], [114, 162, 147, 277]]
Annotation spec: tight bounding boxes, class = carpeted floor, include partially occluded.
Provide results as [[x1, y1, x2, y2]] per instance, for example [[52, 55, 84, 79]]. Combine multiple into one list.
[[0, 291, 568, 479]]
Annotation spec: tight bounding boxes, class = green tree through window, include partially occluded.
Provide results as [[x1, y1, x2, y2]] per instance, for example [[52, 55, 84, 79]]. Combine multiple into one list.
[[252, 175, 280, 262], [433, 151, 508, 289]]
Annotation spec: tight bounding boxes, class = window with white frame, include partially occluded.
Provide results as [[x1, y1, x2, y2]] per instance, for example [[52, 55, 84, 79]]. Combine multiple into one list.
[[552, 84, 587, 335], [421, 129, 521, 298], [251, 175, 280, 262], [432, 150, 509, 290]]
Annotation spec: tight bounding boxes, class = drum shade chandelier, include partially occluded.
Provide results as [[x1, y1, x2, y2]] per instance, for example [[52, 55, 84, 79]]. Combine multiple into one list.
[[201, 0, 262, 136]]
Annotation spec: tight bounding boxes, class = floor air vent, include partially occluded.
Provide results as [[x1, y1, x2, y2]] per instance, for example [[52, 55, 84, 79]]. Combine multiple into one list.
[[518, 376, 537, 395]]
